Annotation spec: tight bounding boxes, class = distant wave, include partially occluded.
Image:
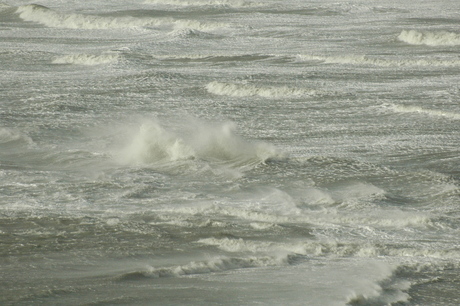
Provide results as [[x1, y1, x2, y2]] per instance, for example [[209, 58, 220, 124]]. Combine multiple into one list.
[[15, 4, 225, 30], [386, 104, 460, 120], [206, 81, 318, 98], [52, 53, 119, 65], [144, 0, 261, 8], [299, 54, 460, 67], [398, 30, 460, 46]]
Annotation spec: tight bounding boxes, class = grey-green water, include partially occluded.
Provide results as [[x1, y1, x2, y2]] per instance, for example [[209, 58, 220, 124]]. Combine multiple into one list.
[[1, 0, 459, 304]]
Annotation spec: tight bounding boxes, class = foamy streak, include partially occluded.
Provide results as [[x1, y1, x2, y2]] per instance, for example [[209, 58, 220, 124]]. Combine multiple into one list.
[[116, 255, 277, 280], [52, 53, 119, 65], [206, 81, 317, 98], [198, 237, 460, 260], [121, 120, 279, 167], [388, 104, 460, 120], [144, 0, 260, 8], [299, 54, 460, 67], [169, 201, 433, 229], [16, 4, 222, 30], [398, 30, 460, 46]]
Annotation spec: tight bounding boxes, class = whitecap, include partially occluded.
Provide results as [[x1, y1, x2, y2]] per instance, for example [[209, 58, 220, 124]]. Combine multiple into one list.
[[52, 53, 120, 65], [206, 81, 318, 98], [398, 30, 460, 46]]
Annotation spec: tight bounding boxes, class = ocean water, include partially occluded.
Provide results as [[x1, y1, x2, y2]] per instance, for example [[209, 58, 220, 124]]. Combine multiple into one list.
[[1, 0, 459, 305]]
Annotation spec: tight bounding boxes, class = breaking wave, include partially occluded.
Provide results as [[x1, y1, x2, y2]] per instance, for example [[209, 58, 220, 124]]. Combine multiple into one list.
[[398, 30, 460, 46], [16, 4, 223, 30], [120, 119, 280, 168], [299, 54, 460, 67], [206, 81, 318, 98], [52, 53, 120, 65]]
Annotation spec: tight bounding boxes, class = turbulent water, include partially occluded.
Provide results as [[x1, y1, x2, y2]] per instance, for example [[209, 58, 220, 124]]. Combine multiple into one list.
[[1, 0, 459, 305]]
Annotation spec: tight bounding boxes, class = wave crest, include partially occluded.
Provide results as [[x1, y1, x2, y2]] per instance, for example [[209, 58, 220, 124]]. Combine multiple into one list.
[[52, 53, 119, 65], [206, 81, 317, 98], [398, 30, 460, 46]]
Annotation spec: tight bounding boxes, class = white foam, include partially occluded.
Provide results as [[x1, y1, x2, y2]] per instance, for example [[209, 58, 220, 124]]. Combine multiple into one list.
[[386, 104, 460, 120], [121, 121, 195, 165], [398, 30, 460, 46], [299, 54, 460, 67], [52, 53, 119, 65], [198, 237, 307, 256], [16, 4, 223, 30], [206, 81, 317, 98], [345, 262, 411, 306]]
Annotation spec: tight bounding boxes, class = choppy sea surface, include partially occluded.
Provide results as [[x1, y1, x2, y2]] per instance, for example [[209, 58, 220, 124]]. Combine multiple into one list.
[[1, 0, 459, 305]]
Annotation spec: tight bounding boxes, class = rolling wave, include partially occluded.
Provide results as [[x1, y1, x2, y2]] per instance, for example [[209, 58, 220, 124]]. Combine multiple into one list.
[[206, 81, 318, 98], [398, 30, 460, 46], [15, 4, 224, 30]]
